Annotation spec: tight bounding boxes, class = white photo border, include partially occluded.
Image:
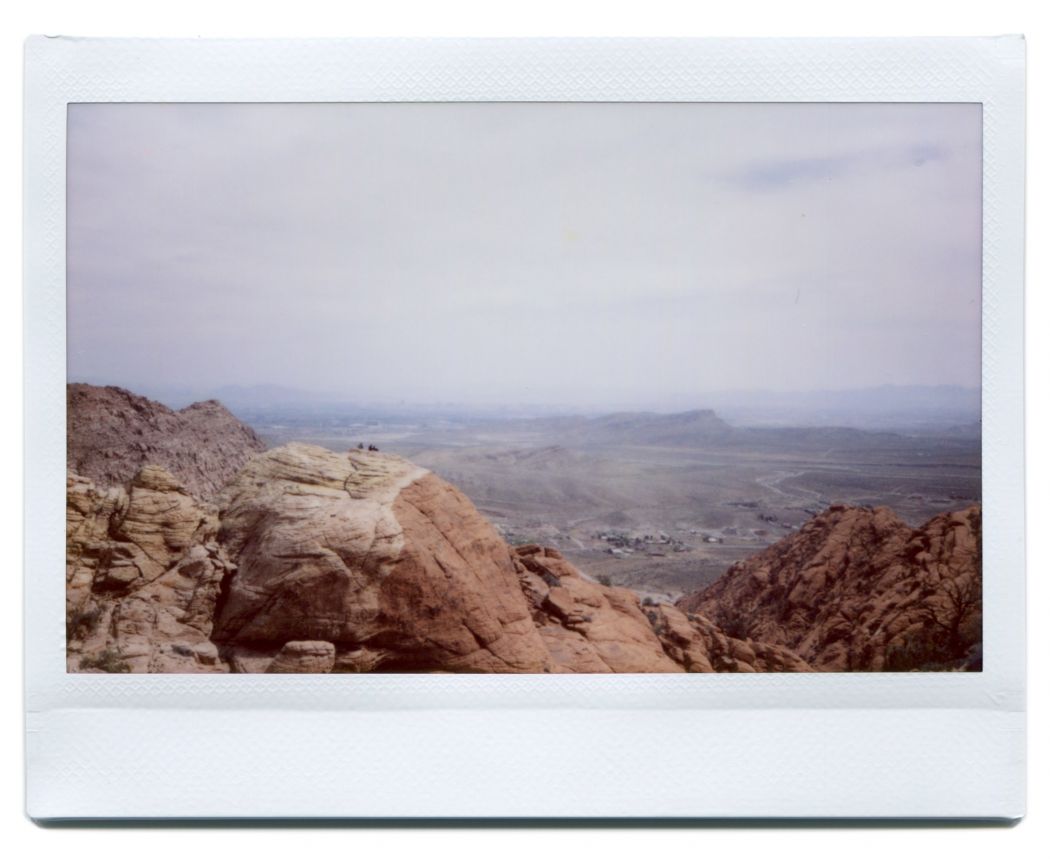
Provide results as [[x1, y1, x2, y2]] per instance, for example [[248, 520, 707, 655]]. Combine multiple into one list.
[[24, 36, 1026, 819]]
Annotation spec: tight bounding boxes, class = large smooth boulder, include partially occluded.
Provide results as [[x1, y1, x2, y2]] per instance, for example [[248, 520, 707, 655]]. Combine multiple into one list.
[[212, 443, 555, 673]]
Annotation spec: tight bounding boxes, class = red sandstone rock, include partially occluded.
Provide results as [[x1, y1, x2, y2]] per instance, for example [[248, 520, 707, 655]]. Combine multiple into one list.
[[676, 504, 982, 672]]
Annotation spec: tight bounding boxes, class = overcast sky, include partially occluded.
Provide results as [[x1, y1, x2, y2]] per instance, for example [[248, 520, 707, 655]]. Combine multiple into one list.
[[67, 102, 981, 408]]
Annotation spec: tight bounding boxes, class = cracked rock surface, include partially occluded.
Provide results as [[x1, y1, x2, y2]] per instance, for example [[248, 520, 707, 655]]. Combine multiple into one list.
[[676, 504, 982, 671]]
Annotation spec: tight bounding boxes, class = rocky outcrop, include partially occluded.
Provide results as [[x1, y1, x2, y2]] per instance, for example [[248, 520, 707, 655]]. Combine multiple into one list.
[[676, 504, 982, 672], [207, 444, 815, 674], [212, 443, 555, 673], [67, 383, 266, 501], [647, 603, 814, 673], [512, 545, 812, 673], [67, 388, 976, 675], [512, 545, 682, 672], [68, 438, 814, 674], [66, 467, 233, 673]]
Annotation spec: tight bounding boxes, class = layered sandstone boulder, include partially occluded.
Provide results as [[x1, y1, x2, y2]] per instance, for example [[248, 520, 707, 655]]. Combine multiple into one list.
[[66, 467, 233, 673], [212, 443, 556, 673], [677, 504, 982, 672], [67, 383, 266, 501]]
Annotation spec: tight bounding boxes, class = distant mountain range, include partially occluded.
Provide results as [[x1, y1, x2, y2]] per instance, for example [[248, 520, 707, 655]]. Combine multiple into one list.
[[697, 385, 980, 431], [483, 406, 978, 452], [81, 380, 980, 434]]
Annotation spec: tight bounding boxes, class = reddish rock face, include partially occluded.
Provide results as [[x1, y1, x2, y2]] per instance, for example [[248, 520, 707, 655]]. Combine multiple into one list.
[[212, 443, 555, 673], [67, 383, 266, 501], [512, 545, 684, 673], [677, 505, 982, 672], [511, 545, 812, 673]]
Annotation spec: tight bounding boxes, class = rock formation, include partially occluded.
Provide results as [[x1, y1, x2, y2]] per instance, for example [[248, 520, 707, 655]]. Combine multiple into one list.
[[213, 443, 553, 673], [66, 467, 233, 673], [67, 384, 266, 501], [67, 438, 815, 673], [676, 504, 982, 671], [513, 544, 812, 673], [65, 388, 979, 674]]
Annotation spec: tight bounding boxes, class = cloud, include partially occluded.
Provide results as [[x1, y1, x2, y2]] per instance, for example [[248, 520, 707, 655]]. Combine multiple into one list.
[[731, 153, 858, 190], [729, 142, 951, 191]]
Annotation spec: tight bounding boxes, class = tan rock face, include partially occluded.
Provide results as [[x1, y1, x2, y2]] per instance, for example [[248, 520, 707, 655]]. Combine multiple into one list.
[[676, 505, 982, 672], [67, 383, 266, 501], [212, 443, 555, 672], [66, 468, 233, 673]]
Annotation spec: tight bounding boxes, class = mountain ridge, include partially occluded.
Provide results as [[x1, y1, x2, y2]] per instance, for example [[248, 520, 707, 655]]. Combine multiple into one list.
[[67, 383, 267, 500], [65, 384, 982, 674]]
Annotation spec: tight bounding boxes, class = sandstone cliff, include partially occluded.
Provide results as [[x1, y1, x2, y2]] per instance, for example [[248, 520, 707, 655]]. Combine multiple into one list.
[[67, 384, 266, 501], [676, 503, 982, 671], [67, 440, 813, 674]]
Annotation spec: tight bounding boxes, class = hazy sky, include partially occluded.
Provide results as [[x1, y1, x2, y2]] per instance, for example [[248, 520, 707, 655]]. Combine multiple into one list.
[[67, 102, 981, 408]]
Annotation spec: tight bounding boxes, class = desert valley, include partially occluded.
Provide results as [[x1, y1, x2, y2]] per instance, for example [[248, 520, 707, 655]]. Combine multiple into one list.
[[65, 383, 982, 674]]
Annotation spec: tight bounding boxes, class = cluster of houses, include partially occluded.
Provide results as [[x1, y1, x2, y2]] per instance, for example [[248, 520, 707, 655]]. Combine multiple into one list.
[[594, 529, 695, 558]]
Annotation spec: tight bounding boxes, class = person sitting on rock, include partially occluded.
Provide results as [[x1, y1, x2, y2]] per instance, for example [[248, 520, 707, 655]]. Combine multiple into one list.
[[357, 443, 364, 450]]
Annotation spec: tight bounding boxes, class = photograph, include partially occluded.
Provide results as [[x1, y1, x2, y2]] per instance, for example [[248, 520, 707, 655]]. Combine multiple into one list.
[[64, 100, 983, 675]]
